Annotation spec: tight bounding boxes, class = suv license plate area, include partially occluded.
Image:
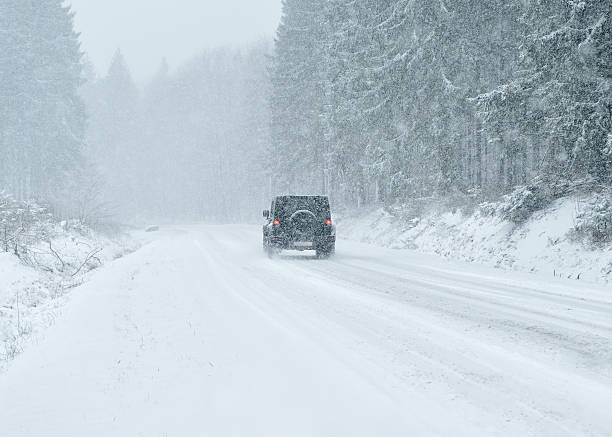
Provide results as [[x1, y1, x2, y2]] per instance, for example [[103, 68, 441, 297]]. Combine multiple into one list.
[[294, 242, 313, 247]]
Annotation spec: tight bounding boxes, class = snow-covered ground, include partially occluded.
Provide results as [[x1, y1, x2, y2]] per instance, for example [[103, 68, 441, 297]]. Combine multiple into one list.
[[0, 227, 137, 367], [0, 224, 610, 436], [339, 196, 612, 284]]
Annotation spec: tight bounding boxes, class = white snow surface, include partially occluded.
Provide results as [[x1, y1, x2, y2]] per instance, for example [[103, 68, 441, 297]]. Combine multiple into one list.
[[0, 224, 611, 436], [0, 227, 137, 366], [339, 196, 612, 284]]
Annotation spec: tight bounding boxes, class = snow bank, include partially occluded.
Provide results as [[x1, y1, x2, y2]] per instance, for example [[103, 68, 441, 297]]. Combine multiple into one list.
[[338, 196, 612, 285], [0, 227, 138, 368]]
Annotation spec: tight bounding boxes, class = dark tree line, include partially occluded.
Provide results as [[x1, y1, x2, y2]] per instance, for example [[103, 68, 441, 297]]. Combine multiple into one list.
[[269, 0, 612, 207]]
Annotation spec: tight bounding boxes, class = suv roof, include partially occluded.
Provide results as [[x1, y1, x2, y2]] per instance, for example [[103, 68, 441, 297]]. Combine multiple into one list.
[[273, 195, 330, 220], [275, 195, 328, 200]]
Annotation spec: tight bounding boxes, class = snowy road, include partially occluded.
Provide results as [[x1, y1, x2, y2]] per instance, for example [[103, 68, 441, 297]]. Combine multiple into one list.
[[1, 225, 611, 436]]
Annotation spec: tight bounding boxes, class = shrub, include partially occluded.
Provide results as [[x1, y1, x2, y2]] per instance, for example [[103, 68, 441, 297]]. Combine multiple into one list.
[[571, 192, 612, 245], [479, 177, 589, 223], [0, 192, 55, 260]]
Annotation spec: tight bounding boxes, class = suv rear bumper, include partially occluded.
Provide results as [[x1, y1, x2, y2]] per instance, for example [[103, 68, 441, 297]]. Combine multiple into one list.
[[269, 235, 335, 251]]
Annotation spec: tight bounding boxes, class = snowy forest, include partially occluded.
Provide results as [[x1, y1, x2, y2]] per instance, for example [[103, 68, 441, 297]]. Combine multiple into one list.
[[1, 2, 271, 222], [270, 0, 612, 207], [1, 0, 611, 222], [4, 1, 612, 431], [81, 44, 271, 222]]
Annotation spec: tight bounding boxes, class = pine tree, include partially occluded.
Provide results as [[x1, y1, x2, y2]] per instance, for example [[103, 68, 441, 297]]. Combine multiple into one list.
[[85, 49, 141, 215], [270, 0, 330, 195], [0, 0, 85, 204], [477, 0, 612, 189], [325, 0, 395, 205]]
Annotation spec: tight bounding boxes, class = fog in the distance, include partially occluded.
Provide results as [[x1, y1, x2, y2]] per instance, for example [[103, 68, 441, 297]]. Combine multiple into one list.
[[67, 1, 281, 224], [68, 0, 282, 82]]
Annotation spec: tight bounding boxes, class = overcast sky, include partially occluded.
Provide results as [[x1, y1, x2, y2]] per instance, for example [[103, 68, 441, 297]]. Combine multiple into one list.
[[67, 0, 282, 83]]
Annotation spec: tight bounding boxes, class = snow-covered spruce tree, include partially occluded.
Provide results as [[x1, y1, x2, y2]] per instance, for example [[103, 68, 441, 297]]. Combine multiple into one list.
[[0, 0, 85, 204], [323, 0, 368, 205], [270, 0, 331, 195], [325, 0, 397, 206], [373, 0, 449, 200], [476, 0, 612, 191], [85, 49, 141, 217]]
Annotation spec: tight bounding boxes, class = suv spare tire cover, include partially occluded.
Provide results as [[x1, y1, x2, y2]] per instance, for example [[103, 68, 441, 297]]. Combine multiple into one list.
[[289, 210, 317, 238]]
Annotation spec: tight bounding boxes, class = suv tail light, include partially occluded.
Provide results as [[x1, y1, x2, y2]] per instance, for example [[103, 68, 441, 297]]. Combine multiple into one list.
[[273, 219, 280, 226], [326, 219, 332, 225]]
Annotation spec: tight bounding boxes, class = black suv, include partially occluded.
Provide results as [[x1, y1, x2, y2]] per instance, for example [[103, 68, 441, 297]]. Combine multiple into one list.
[[263, 195, 336, 258]]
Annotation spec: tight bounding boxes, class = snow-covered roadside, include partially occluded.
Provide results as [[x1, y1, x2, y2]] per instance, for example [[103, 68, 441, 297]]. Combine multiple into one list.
[[0, 227, 139, 369], [2, 225, 611, 436], [338, 195, 612, 285]]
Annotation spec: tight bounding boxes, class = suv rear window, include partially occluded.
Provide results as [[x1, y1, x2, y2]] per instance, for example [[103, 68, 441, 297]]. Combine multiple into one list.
[[275, 196, 330, 221]]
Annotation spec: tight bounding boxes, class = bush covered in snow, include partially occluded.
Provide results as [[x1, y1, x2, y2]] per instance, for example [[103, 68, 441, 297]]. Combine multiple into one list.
[[0, 192, 54, 259], [0, 191, 137, 366], [480, 178, 571, 223], [478, 178, 608, 225], [571, 192, 612, 245], [1, 193, 110, 273]]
